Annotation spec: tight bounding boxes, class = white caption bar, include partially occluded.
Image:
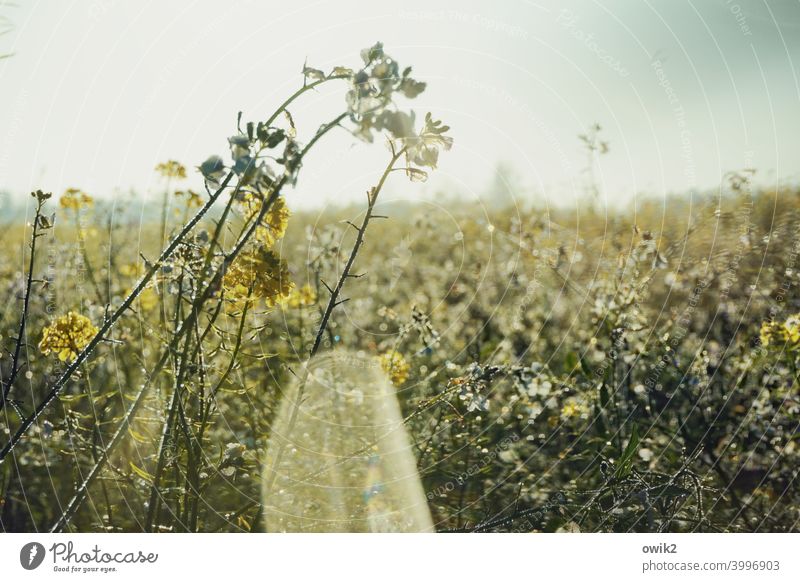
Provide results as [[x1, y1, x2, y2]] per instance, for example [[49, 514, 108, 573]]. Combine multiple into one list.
[[1, 533, 797, 581]]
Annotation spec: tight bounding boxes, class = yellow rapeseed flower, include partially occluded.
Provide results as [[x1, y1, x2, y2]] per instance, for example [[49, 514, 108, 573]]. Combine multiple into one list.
[[378, 351, 410, 386], [60, 188, 94, 211], [260, 199, 290, 246], [283, 283, 317, 308], [784, 314, 800, 343], [259, 196, 289, 246], [223, 246, 293, 306], [155, 160, 187, 179], [240, 193, 290, 247], [39, 312, 98, 362]]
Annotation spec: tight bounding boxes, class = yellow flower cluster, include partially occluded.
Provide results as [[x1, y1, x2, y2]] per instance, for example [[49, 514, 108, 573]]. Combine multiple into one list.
[[283, 283, 317, 308], [378, 351, 410, 386], [155, 160, 187, 179], [258, 197, 289, 246], [760, 313, 800, 347], [60, 188, 94, 210], [39, 312, 98, 362], [239, 194, 290, 247], [223, 246, 293, 306]]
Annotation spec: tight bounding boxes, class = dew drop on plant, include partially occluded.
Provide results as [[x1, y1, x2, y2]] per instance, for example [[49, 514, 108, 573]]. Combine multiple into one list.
[[262, 351, 433, 532]]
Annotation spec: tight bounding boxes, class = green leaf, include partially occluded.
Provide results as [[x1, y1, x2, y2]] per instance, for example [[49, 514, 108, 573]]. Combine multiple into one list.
[[598, 382, 610, 408], [579, 354, 592, 377], [615, 424, 640, 479], [564, 351, 579, 374]]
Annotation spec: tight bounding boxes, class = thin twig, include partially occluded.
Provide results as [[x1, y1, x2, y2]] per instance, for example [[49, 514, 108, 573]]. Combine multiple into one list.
[[1, 194, 46, 412], [264, 146, 405, 500], [309, 147, 404, 355]]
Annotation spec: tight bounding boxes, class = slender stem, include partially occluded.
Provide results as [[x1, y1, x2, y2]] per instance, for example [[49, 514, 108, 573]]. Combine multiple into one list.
[[144, 325, 194, 531], [202, 291, 253, 424], [310, 147, 404, 355], [144, 267, 188, 531], [162, 285, 255, 531], [264, 147, 405, 500], [73, 210, 106, 306], [159, 178, 171, 248], [264, 75, 347, 127], [1, 198, 45, 412]]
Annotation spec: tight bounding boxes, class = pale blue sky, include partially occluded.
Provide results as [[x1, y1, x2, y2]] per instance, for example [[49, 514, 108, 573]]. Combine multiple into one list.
[[0, 0, 798, 210]]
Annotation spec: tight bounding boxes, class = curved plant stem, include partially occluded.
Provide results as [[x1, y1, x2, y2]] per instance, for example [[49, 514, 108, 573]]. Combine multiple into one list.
[[263, 146, 405, 501], [0, 197, 46, 413], [309, 148, 404, 355]]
